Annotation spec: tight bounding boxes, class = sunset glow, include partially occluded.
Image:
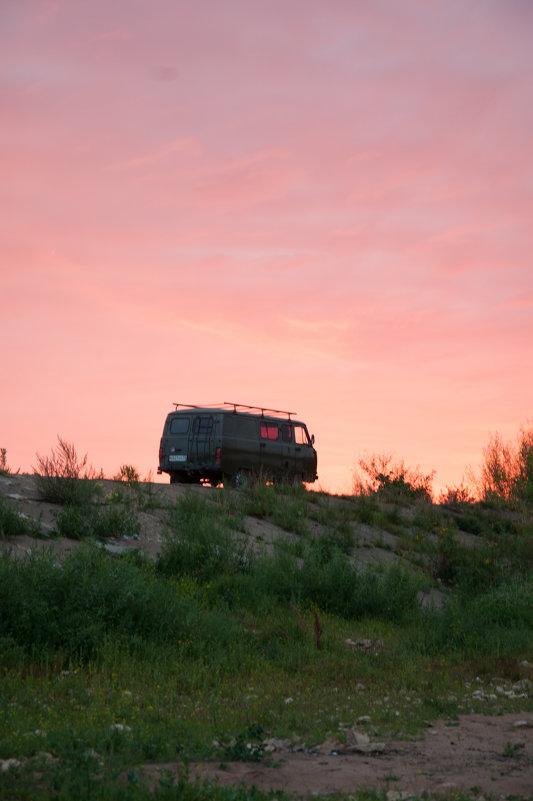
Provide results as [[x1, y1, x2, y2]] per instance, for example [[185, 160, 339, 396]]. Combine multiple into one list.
[[2, 0, 532, 495]]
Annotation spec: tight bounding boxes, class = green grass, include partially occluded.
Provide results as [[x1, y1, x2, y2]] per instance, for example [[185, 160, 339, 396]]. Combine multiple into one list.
[[1, 479, 533, 800]]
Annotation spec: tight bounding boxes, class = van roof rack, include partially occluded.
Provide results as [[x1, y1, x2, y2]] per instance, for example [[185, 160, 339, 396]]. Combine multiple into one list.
[[223, 402, 296, 420], [172, 402, 297, 420]]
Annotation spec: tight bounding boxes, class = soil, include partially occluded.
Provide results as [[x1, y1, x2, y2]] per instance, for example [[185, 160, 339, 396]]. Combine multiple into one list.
[[2, 474, 533, 798], [141, 714, 533, 798]]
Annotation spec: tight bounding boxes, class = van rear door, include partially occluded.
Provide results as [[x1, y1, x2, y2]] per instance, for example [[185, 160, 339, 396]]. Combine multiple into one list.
[[165, 414, 192, 469], [189, 414, 215, 464]]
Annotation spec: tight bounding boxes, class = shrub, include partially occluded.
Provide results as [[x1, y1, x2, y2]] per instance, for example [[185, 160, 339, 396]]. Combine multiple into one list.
[[353, 453, 434, 502], [33, 436, 98, 505], [0, 546, 243, 662], [418, 575, 533, 656], [113, 464, 140, 484], [0, 496, 41, 538], [438, 480, 474, 506], [54, 503, 140, 540], [0, 447, 10, 475], [473, 423, 533, 504], [157, 492, 250, 583]]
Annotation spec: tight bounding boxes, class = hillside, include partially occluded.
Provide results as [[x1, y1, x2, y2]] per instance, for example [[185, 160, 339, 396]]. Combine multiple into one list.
[[1, 471, 532, 800]]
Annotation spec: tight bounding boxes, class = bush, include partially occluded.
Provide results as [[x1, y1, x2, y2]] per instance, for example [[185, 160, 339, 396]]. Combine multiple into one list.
[[113, 464, 140, 483], [353, 453, 434, 502], [157, 492, 250, 583], [53, 503, 140, 540], [0, 546, 243, 662], [0, 447, 11, 475], [474, 423, 533, 504], [33, 436, 99, 505], [438, 480, 474, 506], [418, 575, 533, 656], [0, 496, 41, 538]]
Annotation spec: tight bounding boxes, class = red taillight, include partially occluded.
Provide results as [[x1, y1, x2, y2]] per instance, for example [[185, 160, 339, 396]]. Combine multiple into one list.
[[215, 447, 221, 464]]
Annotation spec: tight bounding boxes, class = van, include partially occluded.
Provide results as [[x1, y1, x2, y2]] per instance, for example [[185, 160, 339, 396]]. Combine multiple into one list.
[[158, 402, 318, 487]]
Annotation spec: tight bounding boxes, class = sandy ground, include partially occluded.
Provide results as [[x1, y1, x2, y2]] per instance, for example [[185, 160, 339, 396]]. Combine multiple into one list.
[[141, 714, 533, 798]]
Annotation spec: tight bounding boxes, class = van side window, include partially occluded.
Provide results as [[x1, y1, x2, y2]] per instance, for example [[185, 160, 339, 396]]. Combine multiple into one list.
[[281, 424, 292, 443], [170, 418, 190, 434], [193, 416, 213, 436], [294, 425, 309, 445], [260, 423, 279, 440]]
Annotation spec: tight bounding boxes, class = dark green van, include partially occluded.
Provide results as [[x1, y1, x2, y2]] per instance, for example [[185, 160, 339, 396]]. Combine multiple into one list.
[[158, 403, 318, 487]]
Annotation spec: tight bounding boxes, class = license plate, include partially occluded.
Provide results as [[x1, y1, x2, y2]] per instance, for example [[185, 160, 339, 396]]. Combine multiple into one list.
[[169, 454, 187, 462]]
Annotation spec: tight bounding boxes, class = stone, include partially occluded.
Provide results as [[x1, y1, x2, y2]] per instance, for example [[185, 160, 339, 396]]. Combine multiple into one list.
[[0, 758, 22, 772]]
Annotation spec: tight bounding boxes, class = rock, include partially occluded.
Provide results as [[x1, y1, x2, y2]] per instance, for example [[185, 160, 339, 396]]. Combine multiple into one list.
[[0, 758, 22, 772], [262, 737, 289, 752], [316, 737, 341, 754], [434, 781, 459, 797], [513, 719, 533, 728], [346, 729, 369, 747], [343, 728, 385, 754]]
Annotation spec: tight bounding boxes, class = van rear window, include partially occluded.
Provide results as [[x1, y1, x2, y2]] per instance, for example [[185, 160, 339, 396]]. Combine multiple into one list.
[[193, 416, 214, 435], [170, 418, 190, 434]]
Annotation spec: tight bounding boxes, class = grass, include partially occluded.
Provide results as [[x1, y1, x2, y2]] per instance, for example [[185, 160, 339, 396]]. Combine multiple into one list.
[[2, 458, 533, 799]]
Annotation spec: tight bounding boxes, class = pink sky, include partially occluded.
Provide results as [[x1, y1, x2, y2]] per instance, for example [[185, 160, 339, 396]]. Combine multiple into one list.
[[2, 0, 532, 495]]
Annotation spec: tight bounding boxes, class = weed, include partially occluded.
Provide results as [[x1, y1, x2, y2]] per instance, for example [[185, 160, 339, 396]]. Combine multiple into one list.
[[470, 422, 533, 505], [53, 502, 140, 540], [33, 436, 99, 505], [353, 453, 434, 503], [220, 723, 266, 761], [0, 447, 12, 475], [0, 496, 42, 538], [503, 740, 523, 757], [113, 464, 140, 484]]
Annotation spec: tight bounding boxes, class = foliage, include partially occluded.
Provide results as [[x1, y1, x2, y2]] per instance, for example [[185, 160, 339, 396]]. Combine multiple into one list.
[[1, 447, 11, 475], [113, 464, 140, 484], [438, 480, 475, 506], [157, 491, 250, 583], [53, 502, 140, 541], [473, 423, 533, 504], [220, 723, 266, 762], [33, 436, 99, 505], [353, 453, 434, 502], [0, 546, 241, 662], [0, 496, 42, 538]]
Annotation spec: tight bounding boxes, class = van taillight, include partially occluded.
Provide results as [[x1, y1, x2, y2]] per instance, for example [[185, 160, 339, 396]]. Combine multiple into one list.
[[215, 447, 221, 464]]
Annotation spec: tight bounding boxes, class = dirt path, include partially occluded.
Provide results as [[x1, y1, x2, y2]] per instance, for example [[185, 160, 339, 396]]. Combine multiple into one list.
[[140, 714, 533, 798]]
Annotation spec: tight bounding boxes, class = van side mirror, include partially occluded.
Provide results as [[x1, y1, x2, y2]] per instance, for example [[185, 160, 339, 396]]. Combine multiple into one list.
[[311, 434, 315, 445]]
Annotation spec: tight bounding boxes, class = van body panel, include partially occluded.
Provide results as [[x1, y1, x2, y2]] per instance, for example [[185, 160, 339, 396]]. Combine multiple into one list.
[[158, 405, 317, 485]]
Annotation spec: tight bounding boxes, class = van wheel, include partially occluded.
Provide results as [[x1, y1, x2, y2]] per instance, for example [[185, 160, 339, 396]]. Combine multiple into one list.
[[232, 471, 249, 490]]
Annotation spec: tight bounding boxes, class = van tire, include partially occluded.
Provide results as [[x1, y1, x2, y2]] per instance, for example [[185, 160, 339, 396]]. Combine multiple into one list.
[[231, 471, 249, 490]]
